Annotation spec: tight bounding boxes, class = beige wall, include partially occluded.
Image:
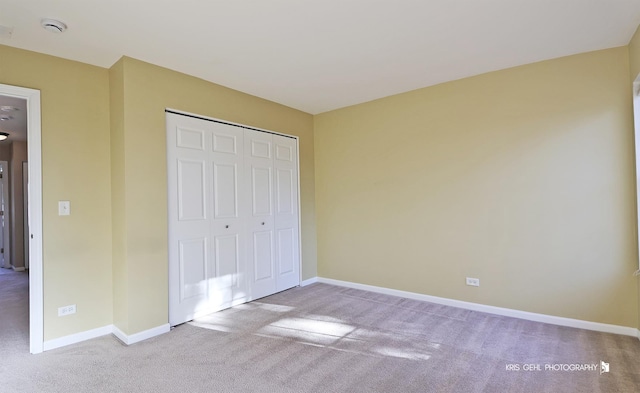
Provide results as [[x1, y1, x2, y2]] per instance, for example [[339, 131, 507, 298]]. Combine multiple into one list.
[[1, 34, 638, 342], [0, 144, 10, 160], [0, 45, 316, 341], [112, 57, 316, 334], [314, 47, 638, 327], [0, 45, 113, 340], [629, 25, 640, 82], [109, 58, 128, 332]]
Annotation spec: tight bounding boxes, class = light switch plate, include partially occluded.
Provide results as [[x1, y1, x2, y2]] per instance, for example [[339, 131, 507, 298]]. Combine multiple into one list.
[[58, 201, 70, 216]]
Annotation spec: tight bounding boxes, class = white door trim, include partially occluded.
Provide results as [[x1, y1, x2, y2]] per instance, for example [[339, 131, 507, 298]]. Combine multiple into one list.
[[23, 161, 29, 269], [0, 83, 43, 354], [0, 161, 9, 269], [633, 75, 640, 274]]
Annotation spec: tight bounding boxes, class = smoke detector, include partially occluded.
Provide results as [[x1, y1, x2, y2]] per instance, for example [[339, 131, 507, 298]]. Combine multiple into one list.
[[41, 19, 67, 33], [0, 25, 13, 39]]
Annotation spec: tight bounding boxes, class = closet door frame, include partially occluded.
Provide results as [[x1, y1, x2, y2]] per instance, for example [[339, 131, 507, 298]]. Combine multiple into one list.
[[166, 108, 302, 325]]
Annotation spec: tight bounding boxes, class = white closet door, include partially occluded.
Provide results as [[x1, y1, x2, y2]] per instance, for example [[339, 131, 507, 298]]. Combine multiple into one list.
[[168, 111, 301, 325], [244, 130, 277, 299], [168, 114, 212, 326], [210, 122, 247, 309], [168, 114, 247, 326], [274, 135, 300, 291]]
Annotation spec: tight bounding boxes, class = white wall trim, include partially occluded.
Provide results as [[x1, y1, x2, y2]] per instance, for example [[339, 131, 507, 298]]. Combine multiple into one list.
[[300, 277, 318, 287], [317, 277, 639, 337], [633, 75, 640, 273], [42, 323, 171, 352], [112, 324, 170, 346], [0, 160, 10, 270], [111, 326, 128, 345], [0, 83, 44, 354], [11, 266, 25, 272], [26, 86, 43, 354], [43, 325, 113, 351]]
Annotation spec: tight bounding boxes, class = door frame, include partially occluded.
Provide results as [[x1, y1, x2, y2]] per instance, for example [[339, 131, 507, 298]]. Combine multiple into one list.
[[0, 83, 43, 354], [0, 160, 9, 269], [23, 161, 29, 269], [634, 75, 640, 275]]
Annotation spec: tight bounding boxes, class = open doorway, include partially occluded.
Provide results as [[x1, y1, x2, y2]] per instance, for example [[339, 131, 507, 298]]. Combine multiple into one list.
[[0, 95, 28, 271], [0, 83, 43, 354], [0, 95, 29, 352]]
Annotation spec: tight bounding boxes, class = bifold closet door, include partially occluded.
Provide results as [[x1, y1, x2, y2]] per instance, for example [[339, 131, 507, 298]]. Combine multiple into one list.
[[245, 131, 300, 299], [168, 111, 300, 326], [167, 114, 247, 326]]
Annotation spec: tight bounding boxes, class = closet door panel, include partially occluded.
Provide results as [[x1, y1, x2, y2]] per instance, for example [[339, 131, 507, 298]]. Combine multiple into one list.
[[245, 130, 276, 299], [213, 234, 240, 290], [274, 135, 300, 291], [253, 231, 274, 281], [177, 160, 207, 220], [168, 115, 214, 326], [251, 167, 272, 216], [213, 163, 239, 219], [276, 228, 295, 275], [210, 122, 247, 307], [179, 237, 208, 301]]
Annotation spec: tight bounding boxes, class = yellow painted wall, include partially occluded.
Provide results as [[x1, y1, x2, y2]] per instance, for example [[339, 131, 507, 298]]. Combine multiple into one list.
[[0, 46, 315, 341], [315, 47, 638, 327], [109, 58, 128, 332], [1, 34, 637, 342], [115, 57, 316, 334], [0, 45, 113, 340], [629, 25, 640, 81]]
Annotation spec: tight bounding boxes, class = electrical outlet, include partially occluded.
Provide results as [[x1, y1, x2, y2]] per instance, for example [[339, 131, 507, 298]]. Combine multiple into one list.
[[466, 277, 480, 287], [58, 304, 76, 316]]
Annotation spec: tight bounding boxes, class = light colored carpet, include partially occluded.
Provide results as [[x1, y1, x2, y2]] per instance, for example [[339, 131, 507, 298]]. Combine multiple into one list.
[[0, 268, 29, 355], [1, 272, 639, 392]]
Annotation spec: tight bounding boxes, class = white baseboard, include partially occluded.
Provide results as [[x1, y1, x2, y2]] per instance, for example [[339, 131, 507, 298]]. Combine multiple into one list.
[[317, 277, 640, 337], [43, 325, 113, 351], [300, 277, 318, 287], [111, 326, 129, 345], [112, 324, 170, 346], [42, 323, 170, 352], [12, 266, 25, 272]]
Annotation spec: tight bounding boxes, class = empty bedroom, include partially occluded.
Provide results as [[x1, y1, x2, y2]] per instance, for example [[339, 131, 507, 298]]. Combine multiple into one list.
[[1, 1, 640, 392]]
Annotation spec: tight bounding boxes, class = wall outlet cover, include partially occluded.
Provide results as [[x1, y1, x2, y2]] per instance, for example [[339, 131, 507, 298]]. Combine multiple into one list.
[[58, 304, 76, 316], [466, 277, 480, 287]]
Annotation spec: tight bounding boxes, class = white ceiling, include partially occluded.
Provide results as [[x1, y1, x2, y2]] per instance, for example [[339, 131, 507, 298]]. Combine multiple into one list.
[[1, 1, 640, 114]]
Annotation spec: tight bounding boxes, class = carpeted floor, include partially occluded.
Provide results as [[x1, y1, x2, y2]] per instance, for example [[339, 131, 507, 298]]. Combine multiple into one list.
[[0, 268, 29, 355], [1, 271, 639, 392]]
